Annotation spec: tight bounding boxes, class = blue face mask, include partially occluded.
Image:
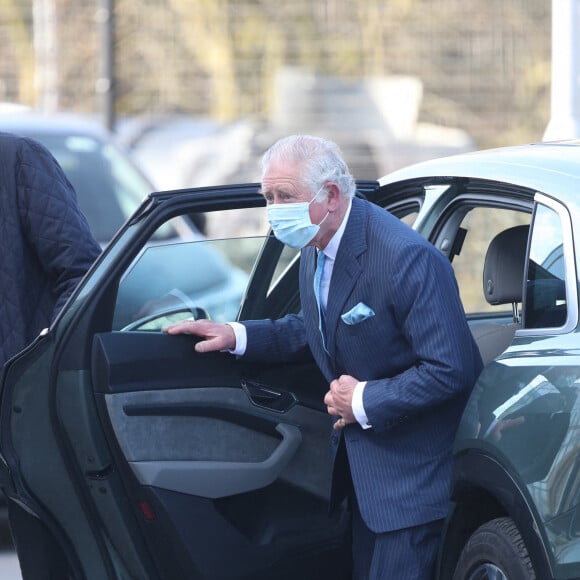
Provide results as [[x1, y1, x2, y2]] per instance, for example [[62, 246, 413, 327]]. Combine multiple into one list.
[[267, 189, 329, 249]]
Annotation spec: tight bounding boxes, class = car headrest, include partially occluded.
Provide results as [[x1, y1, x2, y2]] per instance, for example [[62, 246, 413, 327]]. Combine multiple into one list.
[[483, 225, 529, 305]]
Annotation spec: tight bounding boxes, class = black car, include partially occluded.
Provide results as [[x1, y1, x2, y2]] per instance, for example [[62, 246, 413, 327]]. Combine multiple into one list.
[[1, 141, 579, 579]]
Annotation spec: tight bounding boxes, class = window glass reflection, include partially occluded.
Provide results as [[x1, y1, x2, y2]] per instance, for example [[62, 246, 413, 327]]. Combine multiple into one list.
[[114, 237, 265, 331], [524, 204, 567, 329]]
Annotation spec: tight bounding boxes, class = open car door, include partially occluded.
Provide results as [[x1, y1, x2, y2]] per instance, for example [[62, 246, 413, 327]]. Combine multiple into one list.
[[0, 183, 387, 579]]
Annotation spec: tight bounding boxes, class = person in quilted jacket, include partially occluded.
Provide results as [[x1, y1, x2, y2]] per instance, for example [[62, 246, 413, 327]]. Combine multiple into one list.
[[0, 131, 101, 579]]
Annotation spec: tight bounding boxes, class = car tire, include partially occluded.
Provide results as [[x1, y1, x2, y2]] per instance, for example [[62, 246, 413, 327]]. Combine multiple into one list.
[[452, 517, 536, 580]]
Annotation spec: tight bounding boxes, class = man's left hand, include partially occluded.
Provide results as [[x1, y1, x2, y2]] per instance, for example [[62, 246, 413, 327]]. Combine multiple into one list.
[[324, 375, 358, 429]]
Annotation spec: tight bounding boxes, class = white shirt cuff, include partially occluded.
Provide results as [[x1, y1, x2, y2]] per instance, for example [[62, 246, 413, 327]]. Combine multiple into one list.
[[352, 381, 372, 429], [226, 322, 247, 355]]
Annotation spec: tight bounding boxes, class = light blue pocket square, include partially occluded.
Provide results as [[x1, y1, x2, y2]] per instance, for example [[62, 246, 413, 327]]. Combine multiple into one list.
[[341, 302, 375, 325]]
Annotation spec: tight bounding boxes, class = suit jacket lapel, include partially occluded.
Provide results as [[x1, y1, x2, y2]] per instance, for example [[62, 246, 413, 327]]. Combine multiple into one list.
[[325, 197, 368, 357]]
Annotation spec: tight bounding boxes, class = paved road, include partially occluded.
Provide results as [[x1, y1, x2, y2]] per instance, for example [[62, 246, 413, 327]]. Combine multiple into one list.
[[0, 534, 21, 580], [0, 551, 21, 579]]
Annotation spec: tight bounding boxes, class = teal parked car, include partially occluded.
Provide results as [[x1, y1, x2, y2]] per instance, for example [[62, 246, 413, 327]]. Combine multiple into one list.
[[0, 140, 578, 579]]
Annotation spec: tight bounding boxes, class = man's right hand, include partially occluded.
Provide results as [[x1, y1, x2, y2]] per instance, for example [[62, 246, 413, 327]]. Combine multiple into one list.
[[163, 319, 236, 353]]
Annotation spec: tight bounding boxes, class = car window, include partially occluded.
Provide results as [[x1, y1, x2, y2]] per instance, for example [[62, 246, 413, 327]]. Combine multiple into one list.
[[450, 206, 531, 314], [113, 235, 264, 331], [524, 203, 567, 329], [270, 244, 300, 291]]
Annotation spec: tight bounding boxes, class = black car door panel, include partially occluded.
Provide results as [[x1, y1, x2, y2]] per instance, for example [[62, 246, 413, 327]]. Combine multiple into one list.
[[92, 332, 333, 497], [127, 421, 302, 499], [92, 332, 246, 394], [90, 330, 348, 579]]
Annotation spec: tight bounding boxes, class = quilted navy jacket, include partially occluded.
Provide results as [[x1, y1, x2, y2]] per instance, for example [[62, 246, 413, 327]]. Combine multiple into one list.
[[0, 132, 101, 367]]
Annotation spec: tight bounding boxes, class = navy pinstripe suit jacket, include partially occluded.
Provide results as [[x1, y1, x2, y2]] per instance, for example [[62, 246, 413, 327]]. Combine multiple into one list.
[[244, 196, 483, 534]]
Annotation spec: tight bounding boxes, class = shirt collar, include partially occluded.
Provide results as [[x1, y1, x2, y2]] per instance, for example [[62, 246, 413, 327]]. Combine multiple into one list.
[[320, 199, 352, 261]]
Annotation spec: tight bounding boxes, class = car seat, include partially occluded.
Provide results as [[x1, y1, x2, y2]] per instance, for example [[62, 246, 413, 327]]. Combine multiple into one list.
[[470, 225, 529, 365]]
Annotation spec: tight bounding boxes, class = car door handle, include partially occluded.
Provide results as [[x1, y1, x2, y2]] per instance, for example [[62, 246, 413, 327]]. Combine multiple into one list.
[[242, 380, 297, 413]]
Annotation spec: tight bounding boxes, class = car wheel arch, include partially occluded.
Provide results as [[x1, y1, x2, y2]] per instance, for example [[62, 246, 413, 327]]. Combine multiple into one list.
[[436, 451, 554, 580]]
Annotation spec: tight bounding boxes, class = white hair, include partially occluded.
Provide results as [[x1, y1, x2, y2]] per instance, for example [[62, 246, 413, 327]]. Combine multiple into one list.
[[261, 135, 356, 200]]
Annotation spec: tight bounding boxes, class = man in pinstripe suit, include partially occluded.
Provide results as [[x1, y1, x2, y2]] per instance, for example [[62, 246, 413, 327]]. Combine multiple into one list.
[[166, 135, 483, 578]]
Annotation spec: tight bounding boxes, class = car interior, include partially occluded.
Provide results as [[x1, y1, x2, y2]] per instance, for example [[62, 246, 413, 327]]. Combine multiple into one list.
[[470, 224, 529, 365]]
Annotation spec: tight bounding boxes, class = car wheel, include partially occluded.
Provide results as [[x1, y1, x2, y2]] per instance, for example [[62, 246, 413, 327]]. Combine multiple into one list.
[[452, 517, 536, 580]]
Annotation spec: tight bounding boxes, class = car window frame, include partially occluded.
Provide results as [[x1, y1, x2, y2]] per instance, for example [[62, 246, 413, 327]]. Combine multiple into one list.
[[419, 185, 533, 317], [518, 192, 578, 336]]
